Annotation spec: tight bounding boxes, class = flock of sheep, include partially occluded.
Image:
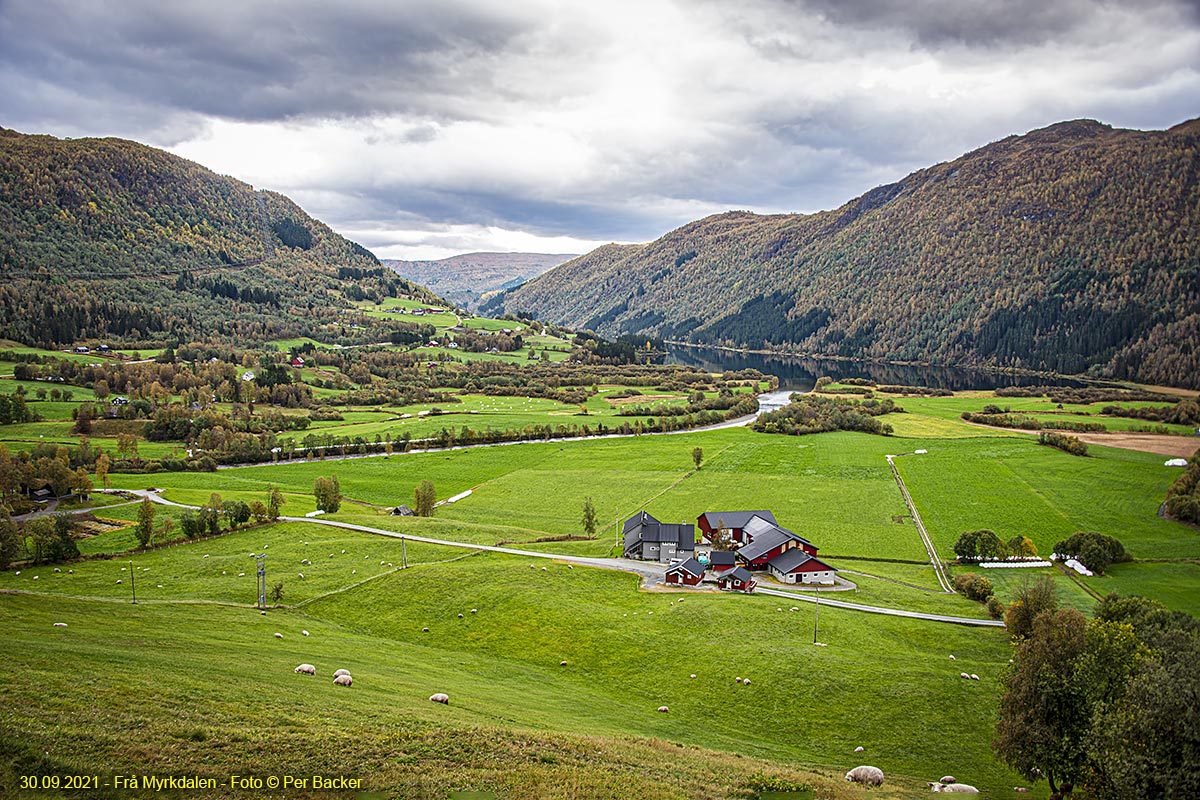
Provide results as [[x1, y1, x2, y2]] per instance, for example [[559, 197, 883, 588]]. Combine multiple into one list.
[[844, 767, 982, 793], [292, 662, 449, 703]]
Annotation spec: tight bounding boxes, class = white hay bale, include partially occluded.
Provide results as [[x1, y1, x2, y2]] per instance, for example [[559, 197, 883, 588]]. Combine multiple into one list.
[[657, 706, 669, 713], [294, 664, 316, 675], [429, 693, 449, 704], [845, 765, 884, 786], [333, 674, 353, 687], [333, 669, 351, 678]]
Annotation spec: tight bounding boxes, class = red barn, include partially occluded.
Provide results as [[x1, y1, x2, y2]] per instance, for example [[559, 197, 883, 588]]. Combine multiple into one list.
[[766, 550, 838, 585], [697, 510, 777, 544], [665, 557, 705, 586], [716, 566, 756, 593]]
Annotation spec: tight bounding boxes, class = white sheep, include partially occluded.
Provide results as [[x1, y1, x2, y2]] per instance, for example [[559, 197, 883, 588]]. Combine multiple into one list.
[[297, 573, 305, 580], [458, 613, 464, 618], [657, 706, 669, 713], [690, 674, 697, 679], [742, 678, 751, 685], [53, 622, 68, 628], [854, 746, 865, 753], [560, 660, 568, 666], [333, 668, 351, 678], [930, 783, 978, 793], [333, 674, 353, 687], [939, 776, 957, 784], [238, 572, 245, 577], [471, 609, 477, 614], [949, 655, 956, 660], [274, 632, 283, 639], [294, 664, 316, 675], [53, 567, 60, 573], [302, 630, 309, 636], [960, 672, 970, 679], [969, 674, 979, 681], [422, 627, 429, 632], [429, 693, 449, 704], [845, 766, 884, 786]]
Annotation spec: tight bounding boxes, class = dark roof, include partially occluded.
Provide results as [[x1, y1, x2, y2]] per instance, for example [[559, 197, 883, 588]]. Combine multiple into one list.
[[666, 557, 705, 578], [699, 510, 776, 529], [768, 549, 835, 574], [719, 566, 753, 583], [707, 550, 737, 567], [742, 515, 814, 549], [622, 511, 659, 535], [639, 523, 694, 545], [737, 527, 801, 562]]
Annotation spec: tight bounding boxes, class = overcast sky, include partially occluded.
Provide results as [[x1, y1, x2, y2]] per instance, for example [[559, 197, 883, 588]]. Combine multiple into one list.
[[2, 0, 1197, 260]]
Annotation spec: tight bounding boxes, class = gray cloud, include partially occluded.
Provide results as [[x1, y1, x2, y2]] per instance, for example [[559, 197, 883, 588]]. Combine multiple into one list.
[[2, 0, 1197, 256]]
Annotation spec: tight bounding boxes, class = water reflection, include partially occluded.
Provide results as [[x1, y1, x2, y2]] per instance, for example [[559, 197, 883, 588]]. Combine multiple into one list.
[[665, 346, 1087, 392]]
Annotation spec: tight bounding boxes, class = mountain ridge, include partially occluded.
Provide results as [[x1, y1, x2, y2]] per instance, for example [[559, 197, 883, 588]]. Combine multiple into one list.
[[385, 251, 576, 309], [488, 117, 1200, 388]]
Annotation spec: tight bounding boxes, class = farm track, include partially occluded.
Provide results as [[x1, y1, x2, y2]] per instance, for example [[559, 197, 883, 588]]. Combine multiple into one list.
[[886, 454, 955, 593]]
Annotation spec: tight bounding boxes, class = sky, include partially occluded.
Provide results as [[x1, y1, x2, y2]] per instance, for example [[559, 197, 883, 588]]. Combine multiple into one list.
[[2, 1, 1198, 260]]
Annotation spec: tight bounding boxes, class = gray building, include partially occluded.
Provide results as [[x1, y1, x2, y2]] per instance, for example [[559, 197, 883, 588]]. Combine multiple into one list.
[[622, 511, 696, 562]]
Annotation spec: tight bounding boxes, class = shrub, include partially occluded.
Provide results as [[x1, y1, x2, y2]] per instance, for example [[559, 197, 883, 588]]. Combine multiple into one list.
[[987, 596, 1006, 619], [1054, 531, 1129, 574], [954, 572, 994, 602], [1038, 431, 1089, 457]]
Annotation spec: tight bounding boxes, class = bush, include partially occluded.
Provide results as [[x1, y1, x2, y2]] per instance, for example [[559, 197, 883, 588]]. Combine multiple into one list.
[[986, 596, 1006, 619], [1054, 531, 1129, 573], [954, 572, 994, 602], [1038, 431, 1089, 457]]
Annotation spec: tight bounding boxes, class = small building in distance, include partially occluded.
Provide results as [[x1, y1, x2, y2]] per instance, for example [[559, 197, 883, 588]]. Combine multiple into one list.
[[716, 566, 757, 593], [622, 511, 695, 563], [765, 549, 838, 585], [665, 557, 706, 586], [704, 550, 738, 580], [697, 510, 777, 544]]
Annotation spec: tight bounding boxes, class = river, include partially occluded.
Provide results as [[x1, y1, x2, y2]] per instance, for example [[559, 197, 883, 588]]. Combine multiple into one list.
[[665, 345, 1087, 393]]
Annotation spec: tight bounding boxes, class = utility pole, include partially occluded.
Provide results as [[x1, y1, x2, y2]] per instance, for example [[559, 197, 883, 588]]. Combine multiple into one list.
[[255, 554, 266, 609], [812, 585, 820, 645], [129, 560, 136, 605], [402, 537, 407, 569]]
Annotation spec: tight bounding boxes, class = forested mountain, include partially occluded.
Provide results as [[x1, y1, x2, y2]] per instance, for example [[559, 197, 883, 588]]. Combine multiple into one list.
[[488, 118, 1200, 389], [384, 252, 576, 309], [0, 128, 439, 347]]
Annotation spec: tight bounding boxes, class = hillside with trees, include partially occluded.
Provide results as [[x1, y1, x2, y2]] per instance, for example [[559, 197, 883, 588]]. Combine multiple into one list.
[[384, 252, 576, 309], [0, 128, 440, 348], [489, 118, 1200, 389]]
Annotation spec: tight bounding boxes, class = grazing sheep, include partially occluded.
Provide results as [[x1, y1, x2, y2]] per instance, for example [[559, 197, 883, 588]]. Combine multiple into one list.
[[157, 584, 163, 588], [969, 674, 980, 681], [333, 674, 352, 687], [116, 579, 122, 584], [854, 746, 865, 753], [690, 674, 697, 679], [238, 572, 245, 577], [274, 633, 283, 639], [677, 598, 683, 602], [1014, 788, 1029, 793], [68, 570, 73, 574], [790, 606, 799, 611], [471, 609, 478, 614], [960, 672, 970, 679], [302, 630, 310, 636], [429, 693, 449, 704], [422, 627, 429, 632], [742, 678, 751, 685], [53, 622, 68, 628], [949, 655, 956, 660], [845, 766, 884, 786], [333, 669, 351, 677], [203, 555, 209, 559], [297, 573, 305, 580], [294, 664, 316, 675], [939, 776, 956, 784], [458, 613, 464, 618], [341, 549, 345, 554], [735, 677, 742, 683], [930, 783, 978, 793], [560, 660, 568, 666], [657, 706, 669, 713], [53, 567, 60, 573], [32, 576, 38, 581]]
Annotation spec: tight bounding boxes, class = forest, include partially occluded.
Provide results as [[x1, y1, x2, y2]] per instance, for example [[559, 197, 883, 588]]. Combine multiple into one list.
[[492, 118, 1200, 389]]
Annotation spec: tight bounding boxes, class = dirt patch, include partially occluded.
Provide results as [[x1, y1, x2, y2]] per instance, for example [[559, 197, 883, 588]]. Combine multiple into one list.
[[1072, 432, 1200, 458], [605, 394, 683, 406]]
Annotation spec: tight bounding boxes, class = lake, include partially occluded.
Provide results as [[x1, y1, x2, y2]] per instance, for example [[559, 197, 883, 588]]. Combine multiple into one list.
[[665, 345, 1087, 392]]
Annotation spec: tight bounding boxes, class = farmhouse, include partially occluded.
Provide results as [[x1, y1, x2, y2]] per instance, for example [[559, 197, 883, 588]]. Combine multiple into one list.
[[291, 356, 305, 368], [622, 512, 695, 563], [697, 510, 777, 544], [664, 558, 705, 586], [765, 549, 838, 585], [704, 550, 738, 579], [717, 566, 756, 593]]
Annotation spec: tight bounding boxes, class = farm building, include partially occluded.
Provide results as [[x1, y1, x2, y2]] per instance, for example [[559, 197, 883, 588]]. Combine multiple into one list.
[[665, 558, 706, 586], [697, 510, 777, 544], [717, 566, 756, 593], [703, 550, 738, 580], [622, 512, 695, 563], [765, 549, 838, 585], [291, 356, 305, 367], [741, 515, 817, 555]]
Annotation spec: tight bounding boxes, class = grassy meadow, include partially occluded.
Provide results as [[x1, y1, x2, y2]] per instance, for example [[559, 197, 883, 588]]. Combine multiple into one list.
[[4, 375, 1199, 798]]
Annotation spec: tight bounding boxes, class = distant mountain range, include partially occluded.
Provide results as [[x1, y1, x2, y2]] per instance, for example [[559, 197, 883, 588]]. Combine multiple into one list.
[[487, 118, 1200, 389], [384, 252, 576, 309], [0, 128, 438, 346]]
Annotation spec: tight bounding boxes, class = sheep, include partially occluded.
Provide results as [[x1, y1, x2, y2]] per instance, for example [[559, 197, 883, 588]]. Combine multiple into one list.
[[1014, 788, 1029, 793], [294, 664, 316, 675], [298, 573, 305, 580], [690, 674, 697, 679], [116, 579, 122, 584], [53, 567, 60, 573], [53, 622, 68, 628], [68, 570, 73, 574], [302, 630, 310, 636], [742, 678, 751, 685], [458, 613, 464, 618], [203, 555, 209, 559], [969, 674, 980, 681], [333, 669, 351, 678], [470, 609, 478, 614], [845, 766, 884, 786], [949, 655, 956, 660], [333, 674, 353, 687], [422, 627, 430, 632], [238, 572, 245, 577], [341, 549, 345, 554], [560, 660, 568, 666], [32, 576, 38, 581], [929, 783, 978, 793], [274, 633, 283, 639], [429, 693, 449, 704], [854, 746, 865, 753], [735, 676, 742, 683], [960, 672, 970, 679], [657, 706, 669, 713], [939, 776, 957, 784]]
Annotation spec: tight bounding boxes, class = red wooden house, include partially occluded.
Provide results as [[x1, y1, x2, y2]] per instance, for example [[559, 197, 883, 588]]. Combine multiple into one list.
[[716, 566, 756, 593], [665, 557, 705, 586], [697, 510, 777, 544]]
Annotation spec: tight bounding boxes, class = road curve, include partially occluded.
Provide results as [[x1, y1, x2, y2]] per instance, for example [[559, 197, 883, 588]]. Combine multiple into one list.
[[122, 490, 1005, 627]]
